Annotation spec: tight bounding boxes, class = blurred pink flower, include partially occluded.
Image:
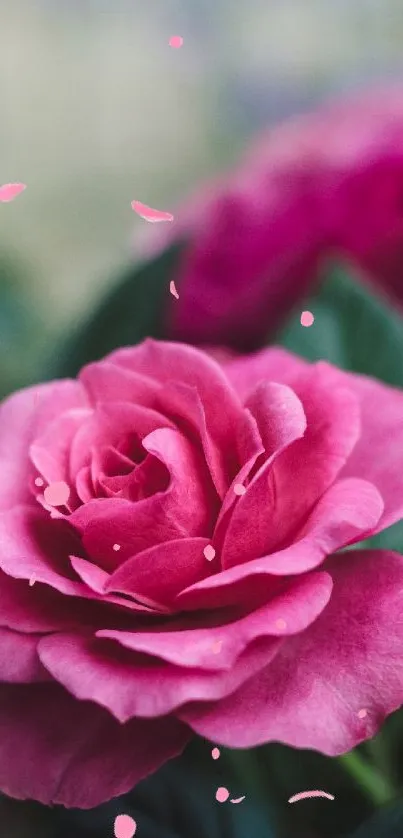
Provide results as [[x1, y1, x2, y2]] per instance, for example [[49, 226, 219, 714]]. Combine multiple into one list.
[[1, 340, 403, 806], [137, 86, 403, 349]]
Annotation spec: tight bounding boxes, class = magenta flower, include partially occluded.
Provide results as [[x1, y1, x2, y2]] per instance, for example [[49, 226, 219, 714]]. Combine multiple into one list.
[[142, 86, 403, 348], [0, 340, 403, 808]]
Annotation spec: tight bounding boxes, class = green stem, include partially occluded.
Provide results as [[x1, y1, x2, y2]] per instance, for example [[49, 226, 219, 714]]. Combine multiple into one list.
[[338, 750, 397, 807]]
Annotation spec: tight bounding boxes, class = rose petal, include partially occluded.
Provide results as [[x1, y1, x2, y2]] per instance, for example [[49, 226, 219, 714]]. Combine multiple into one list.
[[29, 409, 90, 500], [218, 382, 307, 566], [0, 573, 96, 633], [38, 632, 281, 721], [0, 682, 190, 807], [0, 629, 47, 683], [0, 506, 88, 597], [74, 429, 218, 571], [0, 381, 88, 512], [177, 477, 383, 610], [222, 347, 403, 535], [107, 538, 213, 606], [316, 363, 403, 533], [100, 571, 332, 671], [69, 401, 174, 480], [179, 549, 403, 755], [219, 347, 308, 402], [107, 340, 262, 497], [69, 556, 110, 594], [80, 362, 161, 408]]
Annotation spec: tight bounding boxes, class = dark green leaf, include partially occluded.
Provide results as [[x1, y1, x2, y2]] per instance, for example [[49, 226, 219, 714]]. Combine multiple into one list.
[[277, 259, 403, 556], [47, 243, 185, 380], [346, 800, 403, 838], [277, 261, 403, 388], [0, 252, 45, 398]]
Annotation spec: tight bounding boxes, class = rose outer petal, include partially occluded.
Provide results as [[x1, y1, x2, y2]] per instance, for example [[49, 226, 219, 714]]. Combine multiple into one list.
[[0, 629, 48, 684], [179, 549, 403, 755], [0, 381, 88, 512], [317, 363, 403, 534], [224, 360, 361, 564], [99, 570, 332, 673], [221, 347, 403, 535], [38, 632, 282, 721], [0, 682, 190, 807]]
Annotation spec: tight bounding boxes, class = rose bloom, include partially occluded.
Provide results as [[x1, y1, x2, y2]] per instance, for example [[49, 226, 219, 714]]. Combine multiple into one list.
[[1, 339, 403, 808], [138, 86, 403, 349]]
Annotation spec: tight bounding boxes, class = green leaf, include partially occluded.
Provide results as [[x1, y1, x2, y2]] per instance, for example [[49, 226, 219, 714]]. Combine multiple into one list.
[[277, 261, 403, 388], [0, 252, 46, 399], [277, 260, 403, 555], [47, 243, 185, 380]]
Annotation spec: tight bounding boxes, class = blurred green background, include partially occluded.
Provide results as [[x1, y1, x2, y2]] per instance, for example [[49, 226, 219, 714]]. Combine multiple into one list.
[[2, 0, 403, 394]]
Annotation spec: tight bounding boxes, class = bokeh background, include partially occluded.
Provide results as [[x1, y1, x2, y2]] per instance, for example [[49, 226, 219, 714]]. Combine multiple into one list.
[[2, 0, 403, 394]]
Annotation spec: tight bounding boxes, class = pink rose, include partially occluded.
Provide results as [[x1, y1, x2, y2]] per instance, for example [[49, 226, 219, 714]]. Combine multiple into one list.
[[139, 86, 403, 348], [1, 339, 403, 808]]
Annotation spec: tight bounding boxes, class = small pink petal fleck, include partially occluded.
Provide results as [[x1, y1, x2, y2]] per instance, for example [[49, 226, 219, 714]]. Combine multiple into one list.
[[29, 574, 36, 587], [301, 310, 315, 327], [212, 640, 222, 655], [131, 200, 174, 224], [216, 787, 230, 803], [289, 790, 334, 804], [169, 36, 183, 48], [358, 708, 368, 719], [114, 814, 137, 838], [234, 483, 246, 496], [203, 544, 216, 562], [230, 797, 246, 804], [275, 618, 287, 631], [0, 183, 26, 202], [212, 747, 220, 760], [113, 543, 121, 552], [44, 481, 70, 507], [34, 477, 44, 487], [170, 280, 179, 300]]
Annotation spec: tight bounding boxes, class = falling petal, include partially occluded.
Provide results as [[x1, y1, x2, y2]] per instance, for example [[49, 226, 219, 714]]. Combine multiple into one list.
[[131, 200, 174, 223], [0, 183, 26, 202]]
